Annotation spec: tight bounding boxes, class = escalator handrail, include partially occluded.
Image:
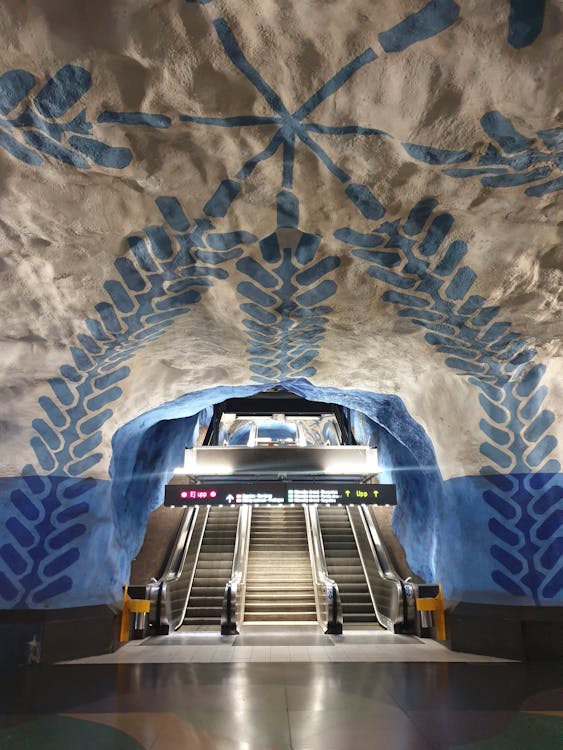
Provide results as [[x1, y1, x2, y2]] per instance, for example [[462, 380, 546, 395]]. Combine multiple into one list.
[[347, 505, 403, 631], [221, 504, 252, 634], [162, 506, 197, 580], [305, 504, 343, 634]]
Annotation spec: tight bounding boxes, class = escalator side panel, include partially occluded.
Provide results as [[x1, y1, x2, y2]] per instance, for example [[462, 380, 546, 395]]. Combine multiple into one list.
[[368, 506, 423, 583], [129, 506, 186, 585]]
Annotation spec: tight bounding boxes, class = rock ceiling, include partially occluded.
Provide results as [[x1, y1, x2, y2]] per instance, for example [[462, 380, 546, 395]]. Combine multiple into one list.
[[0, 1, 561, 608]]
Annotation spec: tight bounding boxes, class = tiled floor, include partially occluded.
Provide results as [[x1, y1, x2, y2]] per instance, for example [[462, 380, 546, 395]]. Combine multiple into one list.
[[1, 626, 561, 749]]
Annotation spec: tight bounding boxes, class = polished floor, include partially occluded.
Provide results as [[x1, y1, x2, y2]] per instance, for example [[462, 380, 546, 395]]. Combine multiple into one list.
[[1, 627, 561, 749]]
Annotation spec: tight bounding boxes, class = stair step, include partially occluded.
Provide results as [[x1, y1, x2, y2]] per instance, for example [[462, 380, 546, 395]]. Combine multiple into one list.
[[245, 601, 315, 610], [185, 607, 222, 617], [246, 589, 313, 607], [244, 505, 315, 621], [245, 613, 317, 622]]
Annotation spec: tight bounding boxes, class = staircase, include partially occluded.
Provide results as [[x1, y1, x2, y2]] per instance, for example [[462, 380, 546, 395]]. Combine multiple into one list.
[[183, 506, 239, 626], [317, 506, 377, 623], [244, 506, 316, 622]]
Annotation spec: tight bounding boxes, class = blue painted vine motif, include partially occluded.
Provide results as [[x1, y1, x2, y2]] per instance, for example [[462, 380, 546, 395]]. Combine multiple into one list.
[[2, 194, 258, 606], [0, 475, 96, 606], [482, 471, 561, 603], [403, 111, 562, 197], [507, 0, 547, 49], [27, 197, 256, 477], [334, 199, 561, 602], [237, 191, 340, 383], [0, 66, 132, 169]]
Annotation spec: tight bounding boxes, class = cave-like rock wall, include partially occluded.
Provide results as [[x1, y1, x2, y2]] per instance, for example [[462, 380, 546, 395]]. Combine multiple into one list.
[[0, 0, 561, 609]]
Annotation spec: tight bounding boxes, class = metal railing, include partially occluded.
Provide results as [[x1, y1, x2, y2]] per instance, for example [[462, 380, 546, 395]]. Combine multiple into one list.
[[305, 505, 343, 634], [221, 504, 252, 635]]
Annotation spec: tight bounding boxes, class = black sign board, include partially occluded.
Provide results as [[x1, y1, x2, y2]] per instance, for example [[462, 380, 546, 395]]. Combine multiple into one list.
[[164, 482, 396, 507]]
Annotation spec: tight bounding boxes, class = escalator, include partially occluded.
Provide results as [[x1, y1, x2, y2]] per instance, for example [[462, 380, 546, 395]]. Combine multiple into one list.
[[130, 504, 239, 633], [131, 385, 443, 638], [244, 505, 317, 622], [317, 506, 378, 624], [164, 507, 207, 630], [132, 502, 420, 636], [316, 503, 421, 633], [184, 506, 239, 626]]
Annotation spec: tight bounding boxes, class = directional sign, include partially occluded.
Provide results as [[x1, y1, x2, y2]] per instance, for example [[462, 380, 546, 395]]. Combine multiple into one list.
[[285, 483, 395, 505], [164, 482, 396, 507]]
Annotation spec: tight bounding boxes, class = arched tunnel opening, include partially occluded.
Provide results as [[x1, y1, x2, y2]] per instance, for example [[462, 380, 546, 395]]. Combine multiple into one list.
[[112, 379, 460, 615], [111, 379, 447, 639]]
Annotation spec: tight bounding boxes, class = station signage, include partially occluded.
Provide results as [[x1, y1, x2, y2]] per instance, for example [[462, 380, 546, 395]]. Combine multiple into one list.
[[164, 482, 396, 507]]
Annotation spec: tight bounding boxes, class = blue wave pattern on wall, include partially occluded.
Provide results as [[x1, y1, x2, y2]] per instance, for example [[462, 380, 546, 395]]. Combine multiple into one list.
[[0, 65, 132, 169], [403, 111, 562, 197], [472, 372, 561, 603], [335, 199, 561, 601], [0, 475, 95, 606], [236, 191, 340, 383], [481, 472, 562, 602]]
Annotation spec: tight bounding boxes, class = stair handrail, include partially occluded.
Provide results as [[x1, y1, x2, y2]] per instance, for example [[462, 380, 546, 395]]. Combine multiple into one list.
[[305, 504, 343, 635], [347, 505, 404, 632], [159, 505, 210, 632], [221, 504, 252, 635]]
